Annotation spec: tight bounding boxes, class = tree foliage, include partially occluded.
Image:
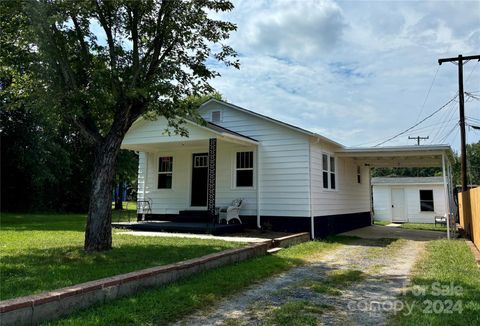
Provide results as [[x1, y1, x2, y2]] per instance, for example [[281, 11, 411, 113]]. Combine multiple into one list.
[[1, 0, 238, 251]]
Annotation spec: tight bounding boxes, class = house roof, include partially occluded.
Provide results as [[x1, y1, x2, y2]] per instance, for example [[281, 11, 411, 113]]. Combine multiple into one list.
[[372, 176, 445, 185], [201, 98, 344, 148], [206, 121, 258, 142]]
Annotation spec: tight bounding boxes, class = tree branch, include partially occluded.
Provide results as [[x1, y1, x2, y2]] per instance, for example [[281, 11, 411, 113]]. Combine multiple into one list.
[[70, 116, 103, 144], [127, 4, 140, 87], [94, 0, 116, 70], [70, 14, 90, 68]]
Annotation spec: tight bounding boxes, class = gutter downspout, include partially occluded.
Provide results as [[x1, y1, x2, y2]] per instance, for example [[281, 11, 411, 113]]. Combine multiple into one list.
[[256, 145, 261, 229]]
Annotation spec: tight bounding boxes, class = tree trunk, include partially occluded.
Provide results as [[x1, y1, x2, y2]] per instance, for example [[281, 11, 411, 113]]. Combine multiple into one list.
[[114, 182, 124, 210], [84, 135, 124, 252]]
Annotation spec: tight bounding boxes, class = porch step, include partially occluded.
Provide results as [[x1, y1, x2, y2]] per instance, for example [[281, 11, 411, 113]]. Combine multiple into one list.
[[267, 247, 283, 255]]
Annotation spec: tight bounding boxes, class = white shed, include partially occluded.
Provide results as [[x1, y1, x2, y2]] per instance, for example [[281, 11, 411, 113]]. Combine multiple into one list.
[[372, 177, 446, 223]]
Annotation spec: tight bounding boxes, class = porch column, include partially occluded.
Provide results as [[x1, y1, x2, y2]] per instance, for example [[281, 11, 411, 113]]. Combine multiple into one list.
[[442, 153, 451, 239], [207, 138, 217, 218]]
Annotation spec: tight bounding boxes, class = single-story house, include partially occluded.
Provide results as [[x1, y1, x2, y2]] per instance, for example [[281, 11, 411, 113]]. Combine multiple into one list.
[[121, 99, 454, 238], [372, 177, 447, 223]]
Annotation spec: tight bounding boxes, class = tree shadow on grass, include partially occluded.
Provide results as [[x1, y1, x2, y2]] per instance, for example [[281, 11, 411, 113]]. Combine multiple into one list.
[[1, 213, 87, 232]]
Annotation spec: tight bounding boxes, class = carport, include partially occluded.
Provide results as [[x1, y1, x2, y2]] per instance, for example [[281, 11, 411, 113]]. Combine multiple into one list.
[[335, 145, 455, 238]]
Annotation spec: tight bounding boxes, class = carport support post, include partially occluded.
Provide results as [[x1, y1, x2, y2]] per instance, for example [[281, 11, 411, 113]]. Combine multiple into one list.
[[442, 153, 450, 239], [207, 138, 217, 220]]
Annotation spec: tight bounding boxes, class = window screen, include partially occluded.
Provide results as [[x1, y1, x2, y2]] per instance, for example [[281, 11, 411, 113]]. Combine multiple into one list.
[[420, 190, 434, 211], [236, 151, 253, 187], [211, 111, 221, 123], [158, 157, 173, 189]]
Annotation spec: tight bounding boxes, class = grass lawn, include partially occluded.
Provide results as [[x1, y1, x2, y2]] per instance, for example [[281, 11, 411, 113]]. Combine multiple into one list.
[[374, 220, 447, 232], [50, 238, 349, 325], [392, 239, 480, 325], [0, 213, 242, 300]]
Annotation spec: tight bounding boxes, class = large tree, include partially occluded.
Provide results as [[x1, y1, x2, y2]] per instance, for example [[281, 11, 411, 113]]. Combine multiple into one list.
[[1, 0, 238, 251]]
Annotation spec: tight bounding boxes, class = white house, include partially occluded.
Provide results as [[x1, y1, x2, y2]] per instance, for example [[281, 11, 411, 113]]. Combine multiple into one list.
[[372, 177, 447, 224], [121, 99, 454, 237]]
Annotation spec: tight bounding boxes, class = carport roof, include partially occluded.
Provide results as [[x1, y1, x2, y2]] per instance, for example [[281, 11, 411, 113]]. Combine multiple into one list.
[[335, 144, 453, 168]]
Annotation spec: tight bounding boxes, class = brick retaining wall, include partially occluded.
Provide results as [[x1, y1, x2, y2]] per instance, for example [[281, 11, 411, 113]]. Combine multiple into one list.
[[0, 242, 269, 326]]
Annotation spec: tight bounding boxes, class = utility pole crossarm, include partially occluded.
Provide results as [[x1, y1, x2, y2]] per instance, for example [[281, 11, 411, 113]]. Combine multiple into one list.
[[437, 53, 480, 192], [438, 54, 480, 65]]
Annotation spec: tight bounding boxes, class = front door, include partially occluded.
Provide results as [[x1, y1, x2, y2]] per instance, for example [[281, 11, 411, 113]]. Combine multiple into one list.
[[191, 153, 208, 206], [391, 188, 406, 222]]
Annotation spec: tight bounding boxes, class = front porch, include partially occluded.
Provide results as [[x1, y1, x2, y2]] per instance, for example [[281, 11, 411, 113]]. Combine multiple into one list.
[[121, 118, 260, 230]]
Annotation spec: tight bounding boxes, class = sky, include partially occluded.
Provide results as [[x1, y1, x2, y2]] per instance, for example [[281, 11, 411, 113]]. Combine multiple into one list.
[[207, 0, 480, 151]]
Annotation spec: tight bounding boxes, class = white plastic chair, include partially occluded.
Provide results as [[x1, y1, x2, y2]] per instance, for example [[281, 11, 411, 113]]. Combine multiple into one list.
[[219, 199, 244, 224]]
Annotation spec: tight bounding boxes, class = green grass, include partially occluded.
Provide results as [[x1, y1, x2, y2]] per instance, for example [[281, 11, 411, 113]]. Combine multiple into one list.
[[49, 238, 348, 325], [261, 300, 334, 326], [0, 213, 242, 300], [392, 239, 480, 325], [296, 269, 366, 296], [374, 220, 447, 232]]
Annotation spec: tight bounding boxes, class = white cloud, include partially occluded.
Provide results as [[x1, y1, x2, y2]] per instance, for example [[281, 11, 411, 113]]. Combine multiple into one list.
[[210, 0, 480, 149]]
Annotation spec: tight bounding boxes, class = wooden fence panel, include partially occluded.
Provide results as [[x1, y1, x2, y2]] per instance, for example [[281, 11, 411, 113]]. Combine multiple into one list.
[[459, 187, 480, 250]]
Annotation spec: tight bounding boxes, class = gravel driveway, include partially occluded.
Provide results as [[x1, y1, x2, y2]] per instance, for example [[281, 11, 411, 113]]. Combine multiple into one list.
[[174, 238, 425, 326]]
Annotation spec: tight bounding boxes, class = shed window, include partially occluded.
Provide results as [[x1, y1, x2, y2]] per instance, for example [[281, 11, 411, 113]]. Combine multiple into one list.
[[420, 190, 434, 211], [236, 151, 253, 187], [211, 111, 221, 123], [322, 153, 336, 190], [158, 156, 173, 189]]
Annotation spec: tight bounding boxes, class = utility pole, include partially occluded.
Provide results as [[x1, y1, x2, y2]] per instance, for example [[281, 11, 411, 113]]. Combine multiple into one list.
[[408, 136, 429, 145], [438, 54, 480, 192]]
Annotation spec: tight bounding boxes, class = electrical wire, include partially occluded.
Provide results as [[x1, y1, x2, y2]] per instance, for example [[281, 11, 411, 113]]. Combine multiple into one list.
[[373, 95, 459, 147], [415, 65, 440, 123]]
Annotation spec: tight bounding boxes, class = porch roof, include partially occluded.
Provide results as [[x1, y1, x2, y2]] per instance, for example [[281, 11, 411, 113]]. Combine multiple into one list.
[[335, 145, 453, 168], [121, 117, 258, 152]]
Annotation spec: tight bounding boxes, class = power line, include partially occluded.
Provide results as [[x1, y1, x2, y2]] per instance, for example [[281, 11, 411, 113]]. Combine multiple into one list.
[[415, 65, 440, 123], [373, 95, 458, 147]]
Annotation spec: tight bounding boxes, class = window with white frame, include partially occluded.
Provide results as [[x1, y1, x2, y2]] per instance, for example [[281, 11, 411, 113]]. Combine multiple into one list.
[[357, 166, 361, 184], [420, 190, 434, 211], [158, 156, 173, 189], [322, 153, 336, 190], [235, 151, 253, 187], [211, 110, 222, 123]]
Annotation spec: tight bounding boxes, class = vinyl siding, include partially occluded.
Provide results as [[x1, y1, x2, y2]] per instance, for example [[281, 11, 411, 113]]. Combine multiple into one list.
[[200, 102, 311, 217], [310, 142, 371, 216], [373, 184, 446, 223]]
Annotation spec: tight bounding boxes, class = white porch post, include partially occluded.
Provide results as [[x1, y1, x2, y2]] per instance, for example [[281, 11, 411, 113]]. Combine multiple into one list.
[[442, 153, 451, 239], [256, 145, 261, 229]]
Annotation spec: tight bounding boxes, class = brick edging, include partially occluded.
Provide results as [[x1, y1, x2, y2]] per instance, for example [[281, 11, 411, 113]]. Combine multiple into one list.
[[272, 232, 310, 248], [0, 241, 270, 325]]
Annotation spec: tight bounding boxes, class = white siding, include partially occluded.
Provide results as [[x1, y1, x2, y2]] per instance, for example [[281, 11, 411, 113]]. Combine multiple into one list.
[[310, 142, 371, 216], [136, 141, 257, 215], [373, 184, 446, 223], [200, 102, 311, 217]]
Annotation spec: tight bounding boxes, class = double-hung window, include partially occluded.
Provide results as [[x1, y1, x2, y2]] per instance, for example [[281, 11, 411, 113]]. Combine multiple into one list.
[[236, 151, 254, 187], [158, 156, 173, 189], [322, 153, 336, 190], [420, 190, 434, 212]]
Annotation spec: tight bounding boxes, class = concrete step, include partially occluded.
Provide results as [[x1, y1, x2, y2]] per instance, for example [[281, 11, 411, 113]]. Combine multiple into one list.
[[267, 247, 283, 255]]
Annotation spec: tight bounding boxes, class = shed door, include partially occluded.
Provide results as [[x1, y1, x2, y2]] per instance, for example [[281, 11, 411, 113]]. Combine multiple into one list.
[[391, 188, 406, 222]]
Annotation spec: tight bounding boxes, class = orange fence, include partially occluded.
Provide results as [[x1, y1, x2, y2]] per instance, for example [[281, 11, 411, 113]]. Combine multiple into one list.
[[458, 187, 480, 250]]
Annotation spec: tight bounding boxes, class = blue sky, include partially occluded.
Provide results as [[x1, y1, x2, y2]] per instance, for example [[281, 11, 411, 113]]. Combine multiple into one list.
[[208, 0, 480, 151]]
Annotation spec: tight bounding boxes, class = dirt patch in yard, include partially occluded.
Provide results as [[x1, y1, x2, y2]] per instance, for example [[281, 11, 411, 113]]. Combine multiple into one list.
[[175, 238, 425, 326]]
